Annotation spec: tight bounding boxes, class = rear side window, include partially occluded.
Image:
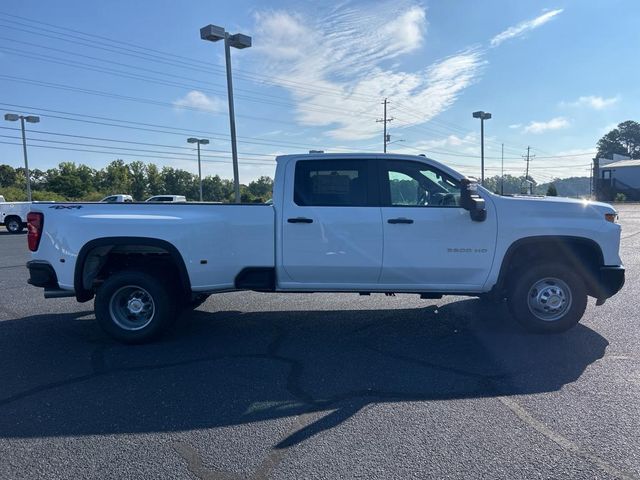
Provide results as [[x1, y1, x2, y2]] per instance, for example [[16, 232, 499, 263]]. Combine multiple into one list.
[[294, 160, 369, 206]]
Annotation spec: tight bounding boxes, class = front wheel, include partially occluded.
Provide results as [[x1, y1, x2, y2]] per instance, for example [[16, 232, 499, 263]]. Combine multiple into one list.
[[95, 270, 177, 343], [507, 263, 587, 333]]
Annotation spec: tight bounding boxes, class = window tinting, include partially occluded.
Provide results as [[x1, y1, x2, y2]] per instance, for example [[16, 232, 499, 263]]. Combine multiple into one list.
[[294, 160, 369, 206]]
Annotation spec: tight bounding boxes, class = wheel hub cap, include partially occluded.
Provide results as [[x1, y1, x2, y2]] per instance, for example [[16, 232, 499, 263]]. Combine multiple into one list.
[[127, 298, 144, 314], [527, 277, 572, 322], [109, 285, 156, 331]]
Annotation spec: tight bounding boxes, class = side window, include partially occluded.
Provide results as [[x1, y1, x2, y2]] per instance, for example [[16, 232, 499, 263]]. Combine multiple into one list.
[[385, 161, 461, 207], [294, 160, 369, 206]]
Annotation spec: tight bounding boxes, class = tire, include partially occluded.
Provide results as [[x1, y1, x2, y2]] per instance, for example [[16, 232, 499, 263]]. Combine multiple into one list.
[[5, 217, 23, 234], [95, 270, 177, 343], [507, 263, 587, 333]]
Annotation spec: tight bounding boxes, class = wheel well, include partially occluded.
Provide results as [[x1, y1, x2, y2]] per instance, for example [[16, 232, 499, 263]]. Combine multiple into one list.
[[498, 236, 603, 298], [75, 238, 191, 302]]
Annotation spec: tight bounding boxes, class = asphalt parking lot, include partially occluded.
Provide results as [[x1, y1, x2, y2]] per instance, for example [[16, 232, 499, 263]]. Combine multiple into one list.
[[0, 206, 639, 479]]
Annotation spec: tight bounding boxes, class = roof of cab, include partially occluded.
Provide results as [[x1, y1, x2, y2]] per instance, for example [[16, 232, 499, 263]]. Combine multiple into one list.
[[274, 152, 465, 180]]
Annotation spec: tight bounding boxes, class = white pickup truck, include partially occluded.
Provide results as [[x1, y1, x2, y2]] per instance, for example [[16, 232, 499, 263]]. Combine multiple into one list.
[[0, 197, 30, 233], [26, 153, 624, 343]]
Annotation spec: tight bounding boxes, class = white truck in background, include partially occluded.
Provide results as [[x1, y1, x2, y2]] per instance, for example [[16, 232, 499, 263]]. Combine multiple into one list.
[[0, 196, 30, 233], [25, 153, 625, 343]]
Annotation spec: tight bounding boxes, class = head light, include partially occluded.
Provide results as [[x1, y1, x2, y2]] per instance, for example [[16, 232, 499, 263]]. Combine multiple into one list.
[[605, 213, 618, 223]]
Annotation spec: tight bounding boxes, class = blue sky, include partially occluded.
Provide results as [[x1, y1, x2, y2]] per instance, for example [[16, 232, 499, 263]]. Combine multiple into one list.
[[0, 0, 638, 185]]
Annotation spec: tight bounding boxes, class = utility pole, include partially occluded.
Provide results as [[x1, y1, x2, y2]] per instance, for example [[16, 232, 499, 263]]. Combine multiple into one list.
[[376, 98, 394, 153], [501, 143, 504, 196], [523, 146, 535, 195]]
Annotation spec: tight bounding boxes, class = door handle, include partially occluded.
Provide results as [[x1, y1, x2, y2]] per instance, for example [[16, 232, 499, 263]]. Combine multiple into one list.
[[287, 217, 314, 224], [387, 218, 414, 224]]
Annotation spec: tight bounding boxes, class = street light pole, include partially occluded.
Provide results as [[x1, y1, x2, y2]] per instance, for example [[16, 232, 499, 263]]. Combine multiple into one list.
[[472, 111, 492, 186], [200, 24, 251, 204], [4, 113, 39, 202], [19, 117, 32, 203], [187, 137, 209, 202], [223, 32, 241, 204]]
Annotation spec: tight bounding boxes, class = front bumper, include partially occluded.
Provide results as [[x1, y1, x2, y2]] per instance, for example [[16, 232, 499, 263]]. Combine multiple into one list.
[[596, 265, 625, 300]]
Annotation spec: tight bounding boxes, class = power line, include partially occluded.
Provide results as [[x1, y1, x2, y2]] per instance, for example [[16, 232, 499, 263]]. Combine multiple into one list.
[[0, 139, 277, 167], [0, 16, 377, 102], [0, 102, 383, 154], [0, 126, 275, 159], [0, 43, 381, 120]]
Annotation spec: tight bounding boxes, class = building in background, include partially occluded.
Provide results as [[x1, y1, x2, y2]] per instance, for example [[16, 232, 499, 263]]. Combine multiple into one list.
[[594, 153, 640, 201]]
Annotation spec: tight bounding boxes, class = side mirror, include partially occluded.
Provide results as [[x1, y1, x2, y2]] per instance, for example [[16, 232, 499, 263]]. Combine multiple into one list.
[[460, 178, 487, 222]]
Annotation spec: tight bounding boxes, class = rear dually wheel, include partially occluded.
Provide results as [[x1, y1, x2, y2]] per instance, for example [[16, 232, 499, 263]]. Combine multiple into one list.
[[95, 270, 177, 343]]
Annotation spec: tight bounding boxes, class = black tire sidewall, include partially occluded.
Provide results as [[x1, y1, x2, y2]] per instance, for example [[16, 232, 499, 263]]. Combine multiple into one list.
[[95, 270, 175, 343], [508, 263, 587, 333]]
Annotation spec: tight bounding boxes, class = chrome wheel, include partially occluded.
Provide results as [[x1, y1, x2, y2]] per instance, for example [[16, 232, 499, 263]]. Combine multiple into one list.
[[108, 285, 156, 331], [527, 277, 572, 322]]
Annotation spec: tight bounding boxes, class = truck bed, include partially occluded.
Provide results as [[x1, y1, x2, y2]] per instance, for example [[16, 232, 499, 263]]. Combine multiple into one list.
[[29, 203, 276, 291]]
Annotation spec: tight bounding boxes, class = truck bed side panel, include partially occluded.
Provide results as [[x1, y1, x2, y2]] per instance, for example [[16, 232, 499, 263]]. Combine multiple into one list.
[[30, 204, 275, 292]]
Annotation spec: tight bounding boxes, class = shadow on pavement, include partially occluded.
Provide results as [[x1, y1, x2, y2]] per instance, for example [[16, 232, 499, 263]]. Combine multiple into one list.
[[0, 298, 608, 447]]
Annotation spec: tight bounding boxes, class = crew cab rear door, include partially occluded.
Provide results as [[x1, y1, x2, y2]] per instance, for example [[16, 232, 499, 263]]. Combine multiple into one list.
[[378, 159, 497, 290], [279, 158, 383, 287]]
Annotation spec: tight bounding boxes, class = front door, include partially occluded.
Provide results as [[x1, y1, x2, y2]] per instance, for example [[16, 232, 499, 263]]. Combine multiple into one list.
[[379, 159, 497, 290], [280, 158, 383, 288]]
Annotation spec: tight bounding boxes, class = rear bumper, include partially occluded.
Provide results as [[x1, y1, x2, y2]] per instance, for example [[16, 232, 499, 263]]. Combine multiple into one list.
[[27, 260, 59, 288], [596, 265, 625, 300]]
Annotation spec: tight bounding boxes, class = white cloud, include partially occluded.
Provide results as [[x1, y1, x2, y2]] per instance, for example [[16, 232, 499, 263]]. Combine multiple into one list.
[[173, 90, 224, 113], [523, 117, 570, 134], [562, 95, 620, 110], [252, 3, 483, 140], [508, 123, 522, 129], [490, 9, 563, 47]]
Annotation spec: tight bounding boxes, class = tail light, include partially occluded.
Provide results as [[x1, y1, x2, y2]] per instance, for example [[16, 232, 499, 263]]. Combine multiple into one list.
[[27, 212, 44, 251]]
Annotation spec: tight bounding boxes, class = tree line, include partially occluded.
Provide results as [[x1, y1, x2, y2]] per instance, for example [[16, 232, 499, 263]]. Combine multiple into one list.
[[0, 160, 274, 203]]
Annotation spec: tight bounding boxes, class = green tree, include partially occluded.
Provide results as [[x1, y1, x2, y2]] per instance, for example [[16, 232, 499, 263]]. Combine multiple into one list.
[[597, 120, 640, 159], [0, 164, 17, 187], [546, 184, 558, 196], [46, 162, 95, 199], [161, 167, 197, 198], [101, 159, 131, 194], [615, 192, 627, 202], [128, 161, 148, 200], [247, 176, 274, 202], [146, 163, 163, 196], [202, 175, 232, 201], [484, 174, 535, 195]]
